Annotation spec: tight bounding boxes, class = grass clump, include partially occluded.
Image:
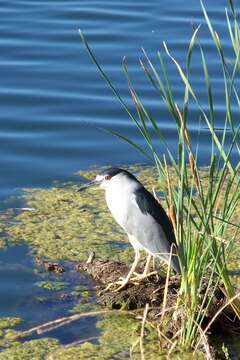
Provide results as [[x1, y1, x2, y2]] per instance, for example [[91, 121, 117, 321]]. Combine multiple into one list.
[[80, 0, 240, 354]]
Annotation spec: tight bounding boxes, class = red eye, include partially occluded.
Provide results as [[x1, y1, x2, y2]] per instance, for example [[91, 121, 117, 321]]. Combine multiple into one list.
[[105, 175, 111, 180]]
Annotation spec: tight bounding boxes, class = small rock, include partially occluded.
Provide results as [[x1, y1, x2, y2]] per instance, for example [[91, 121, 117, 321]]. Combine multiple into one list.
[[44, 262, 65, 273]]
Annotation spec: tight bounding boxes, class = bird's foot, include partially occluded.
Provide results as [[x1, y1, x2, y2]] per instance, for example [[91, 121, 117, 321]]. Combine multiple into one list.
[[99, 277, 131, 294], [111, 277, 131, 292], [131, 271, 158, 283]]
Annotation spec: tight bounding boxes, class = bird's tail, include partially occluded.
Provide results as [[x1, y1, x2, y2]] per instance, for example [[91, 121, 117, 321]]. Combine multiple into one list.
[[156, 252, 180, 274], [170, 254, 180, 274]]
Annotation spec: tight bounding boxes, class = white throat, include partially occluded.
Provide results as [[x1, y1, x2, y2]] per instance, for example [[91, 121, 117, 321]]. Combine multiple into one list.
[[104, 174, 139, 229]]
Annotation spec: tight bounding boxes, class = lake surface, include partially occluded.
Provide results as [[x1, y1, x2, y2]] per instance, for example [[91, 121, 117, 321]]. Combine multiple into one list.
[[0, 0, 239, 355], [0, 244, 99, 344], [0, 0, 237, 204]]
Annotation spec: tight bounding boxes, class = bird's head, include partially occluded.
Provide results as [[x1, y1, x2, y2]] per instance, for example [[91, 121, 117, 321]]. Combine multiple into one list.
[[78, 168, 132, 191]]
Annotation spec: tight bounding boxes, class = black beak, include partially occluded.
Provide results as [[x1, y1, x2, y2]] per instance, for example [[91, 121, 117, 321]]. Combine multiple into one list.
[[78, 179, 100, 192]]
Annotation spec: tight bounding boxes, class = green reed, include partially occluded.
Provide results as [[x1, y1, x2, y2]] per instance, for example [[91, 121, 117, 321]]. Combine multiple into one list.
[[80, 0, 240, 351]]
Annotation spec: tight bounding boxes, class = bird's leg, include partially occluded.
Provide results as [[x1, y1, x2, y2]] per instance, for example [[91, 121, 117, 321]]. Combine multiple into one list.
[[102, 250, 140, 293], [133, 253, 151, 277], [132, 253, 157, 282], [113, 250, 141, 292], [142, 253, 152, 276]]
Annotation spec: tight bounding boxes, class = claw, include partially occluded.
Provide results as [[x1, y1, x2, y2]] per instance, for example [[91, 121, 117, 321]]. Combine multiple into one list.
[[130, 271, 158, 283], [112, 278, 130, 292], [133, 271, 142, 277], [98, 277, 131, 294], [98, 282, 116, 294]]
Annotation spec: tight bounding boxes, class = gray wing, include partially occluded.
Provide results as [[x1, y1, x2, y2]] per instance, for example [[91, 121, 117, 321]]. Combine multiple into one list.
[[123, 188, 180, 273]]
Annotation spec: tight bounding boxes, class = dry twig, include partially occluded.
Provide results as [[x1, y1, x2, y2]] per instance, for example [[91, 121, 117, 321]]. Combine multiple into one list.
[[140, 303, 149, 360]]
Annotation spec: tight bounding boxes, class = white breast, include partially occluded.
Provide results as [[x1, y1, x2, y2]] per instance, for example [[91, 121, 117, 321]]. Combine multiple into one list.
[[105, 184, 128, 228], [104, 174, 139, 230]]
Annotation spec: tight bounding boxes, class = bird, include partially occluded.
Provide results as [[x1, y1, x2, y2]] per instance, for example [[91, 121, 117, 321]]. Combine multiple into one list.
[[79, 167, 180, 291]]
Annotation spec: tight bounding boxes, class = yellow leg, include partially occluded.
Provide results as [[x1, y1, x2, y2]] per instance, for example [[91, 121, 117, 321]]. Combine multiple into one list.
[[103, 250, 141, 293], [143, 253, 152, 276], [132, 253, 157, 282]]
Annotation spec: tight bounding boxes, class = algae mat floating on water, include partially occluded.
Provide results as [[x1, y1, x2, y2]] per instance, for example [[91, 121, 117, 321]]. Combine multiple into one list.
[[0, 338, 60, 360], [0, 314, 205, 360]]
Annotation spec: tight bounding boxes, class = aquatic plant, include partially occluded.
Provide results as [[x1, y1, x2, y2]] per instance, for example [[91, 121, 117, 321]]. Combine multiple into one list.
[[0, 338, 59, 360], [36, 281, 70, 291], [80, 0, 240, 352], [0, 317, 22, 338]]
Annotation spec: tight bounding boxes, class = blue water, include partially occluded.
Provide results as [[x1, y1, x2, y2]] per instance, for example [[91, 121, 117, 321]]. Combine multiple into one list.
[[0, 0, 237, 203], [0, 244, 99, 344], [0, 0, 239, 351]]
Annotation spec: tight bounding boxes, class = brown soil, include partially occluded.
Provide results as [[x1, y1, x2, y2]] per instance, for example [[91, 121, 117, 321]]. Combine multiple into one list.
[[76, 259, 232, 325], [76, 259, 180, 314]]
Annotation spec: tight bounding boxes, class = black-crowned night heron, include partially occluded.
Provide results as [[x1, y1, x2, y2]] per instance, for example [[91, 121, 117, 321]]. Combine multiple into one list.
[[79, 168, 180, 291]]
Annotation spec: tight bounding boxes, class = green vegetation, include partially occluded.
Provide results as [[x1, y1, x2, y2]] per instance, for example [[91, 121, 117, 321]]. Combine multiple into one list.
[[45, 314, 205, 360], [0, 310, 205, 359], [36, 281, 70, 291], [80, 0, 240, 353], [0, 317, 22, 338], [0, 338, 59, 360], [7, 182, 131, 263]]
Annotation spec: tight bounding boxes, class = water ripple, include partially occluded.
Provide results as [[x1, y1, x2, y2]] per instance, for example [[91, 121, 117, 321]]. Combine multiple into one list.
[[0, 0, 237, 199]]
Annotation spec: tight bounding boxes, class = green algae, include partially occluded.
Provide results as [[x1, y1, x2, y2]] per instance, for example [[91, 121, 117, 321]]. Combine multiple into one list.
[[71, 302, 100, 314], [0, 209, 15, 248], [46, 314, 143, 359], [45, 313, 205, 360], [70, 285, 90, 298], [7, 183, 129, 264], [0, 317, 23, 338], [0, 338, 59, 360], [0, 317, 22, 330], [36, 280, 70, 291], [0, 238, 6, 248], [0, 317, 24, 350]]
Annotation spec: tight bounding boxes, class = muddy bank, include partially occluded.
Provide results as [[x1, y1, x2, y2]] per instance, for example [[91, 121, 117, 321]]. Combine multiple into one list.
[[76, 258, 240, 336], [76, 259, 179, 313]]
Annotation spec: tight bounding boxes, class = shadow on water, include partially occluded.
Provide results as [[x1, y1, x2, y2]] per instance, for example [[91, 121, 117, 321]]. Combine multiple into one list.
[[0, 244, 100, 345]]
